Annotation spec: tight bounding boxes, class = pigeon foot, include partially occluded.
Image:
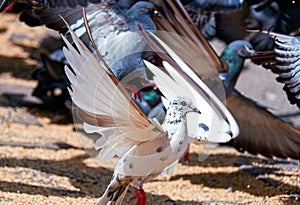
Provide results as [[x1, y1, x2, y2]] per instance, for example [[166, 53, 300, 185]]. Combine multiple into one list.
[[131, 187, 146, 205]]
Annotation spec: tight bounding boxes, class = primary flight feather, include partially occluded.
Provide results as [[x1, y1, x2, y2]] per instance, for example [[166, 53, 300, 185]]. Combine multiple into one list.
[[63, 16, 239, 204]]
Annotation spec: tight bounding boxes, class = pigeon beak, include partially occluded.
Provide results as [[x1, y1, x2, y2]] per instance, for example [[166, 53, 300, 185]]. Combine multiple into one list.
[[189, 105, 201, 114], [153, 10, 162, 18], [238, 45, 255, 57]]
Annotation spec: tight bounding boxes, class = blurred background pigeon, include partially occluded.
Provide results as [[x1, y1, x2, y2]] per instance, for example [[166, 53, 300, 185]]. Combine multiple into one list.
[[215, 0, 300, 51], [219, 40, 300, 160], [31, 49, 70, 109], [180, 0, 244, 40], [26, 1, 158, 83], [239, 31, 300, 109]]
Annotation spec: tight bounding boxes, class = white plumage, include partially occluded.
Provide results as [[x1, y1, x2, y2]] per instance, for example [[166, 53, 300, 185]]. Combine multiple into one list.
[[145, 31, 239, 143], [63, 21, 239, 204]]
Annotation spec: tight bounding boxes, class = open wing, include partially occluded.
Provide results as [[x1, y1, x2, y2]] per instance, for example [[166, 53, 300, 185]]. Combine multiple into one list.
[[143, 31, 239, 143], [264, 31, 300, 108], [243, 30, 300, 108], [62, 25, 164, 162], [227, 91, 300, 159], [153, 0, 229, 74]]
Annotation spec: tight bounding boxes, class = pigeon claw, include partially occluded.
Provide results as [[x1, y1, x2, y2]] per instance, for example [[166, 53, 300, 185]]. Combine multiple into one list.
[[131, 187, 146, 205]]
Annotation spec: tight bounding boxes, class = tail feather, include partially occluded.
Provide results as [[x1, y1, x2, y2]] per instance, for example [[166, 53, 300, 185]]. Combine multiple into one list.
[[97, 175, 130, 205]]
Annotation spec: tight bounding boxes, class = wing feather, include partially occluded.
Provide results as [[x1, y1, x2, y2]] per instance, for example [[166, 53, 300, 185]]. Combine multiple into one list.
[[227, 92, 300, 159], [62, 22, 164, 161], [143, 32, 239, 142]]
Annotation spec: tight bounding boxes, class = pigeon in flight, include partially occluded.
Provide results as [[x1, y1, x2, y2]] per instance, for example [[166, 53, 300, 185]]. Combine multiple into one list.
[[62, 14, 239, 203]]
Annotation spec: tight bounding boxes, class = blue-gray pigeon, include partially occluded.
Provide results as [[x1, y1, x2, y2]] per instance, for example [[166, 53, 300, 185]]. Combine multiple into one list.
[[18, 1, 158, 83]]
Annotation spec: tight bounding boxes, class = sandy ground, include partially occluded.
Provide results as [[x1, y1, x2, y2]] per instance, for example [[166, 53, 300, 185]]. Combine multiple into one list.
[[0, 13, 299, 205]]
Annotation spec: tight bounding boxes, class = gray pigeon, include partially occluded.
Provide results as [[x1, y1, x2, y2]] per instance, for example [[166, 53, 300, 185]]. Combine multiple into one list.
[[15, 1, 158, 82], [9, 1, 161, 118]]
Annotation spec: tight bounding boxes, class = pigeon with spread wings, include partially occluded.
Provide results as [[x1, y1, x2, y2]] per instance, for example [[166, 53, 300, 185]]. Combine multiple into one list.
[[63, 17, 238, 204]]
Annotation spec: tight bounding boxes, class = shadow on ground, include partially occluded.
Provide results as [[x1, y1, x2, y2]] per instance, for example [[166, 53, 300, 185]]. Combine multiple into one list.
[[173, 152, 300, 197], [0, 151, 298, 202], [0, 154, 211, 205]]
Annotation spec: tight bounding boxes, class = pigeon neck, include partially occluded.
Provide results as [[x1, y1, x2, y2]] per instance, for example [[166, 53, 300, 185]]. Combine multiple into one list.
[[126, 12, 137, 19], [220, 48, 245, 96], [162, 108, 189, 143], [163, 109, 187, 126]]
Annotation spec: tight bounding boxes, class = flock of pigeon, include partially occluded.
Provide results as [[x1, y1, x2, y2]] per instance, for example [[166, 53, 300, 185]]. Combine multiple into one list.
[[1, 0, 300, 204]]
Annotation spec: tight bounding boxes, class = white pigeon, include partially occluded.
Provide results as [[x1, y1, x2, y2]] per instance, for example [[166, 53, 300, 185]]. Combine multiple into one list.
[[62, 23, 239, 204]]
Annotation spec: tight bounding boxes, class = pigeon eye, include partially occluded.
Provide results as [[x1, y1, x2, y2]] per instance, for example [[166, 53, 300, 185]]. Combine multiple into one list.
[[145, 6, 152, 11], [181, 101, 187, 106]]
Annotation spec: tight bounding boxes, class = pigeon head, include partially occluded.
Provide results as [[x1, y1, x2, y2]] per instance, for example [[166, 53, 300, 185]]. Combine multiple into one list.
[[220, 40, 253, 75], [219, 40, 253, 96], [168, 97, 200, 115], [126, 1, 157, 18]]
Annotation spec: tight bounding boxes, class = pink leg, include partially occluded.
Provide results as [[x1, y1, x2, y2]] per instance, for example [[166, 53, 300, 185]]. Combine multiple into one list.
[[130, 187, 146, 205], [183, 144, 190, 164], [183, 152, 190, 164]]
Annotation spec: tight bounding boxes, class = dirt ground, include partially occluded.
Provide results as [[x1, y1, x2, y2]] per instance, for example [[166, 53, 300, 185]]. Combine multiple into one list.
[[0, 13, 299, 205]]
